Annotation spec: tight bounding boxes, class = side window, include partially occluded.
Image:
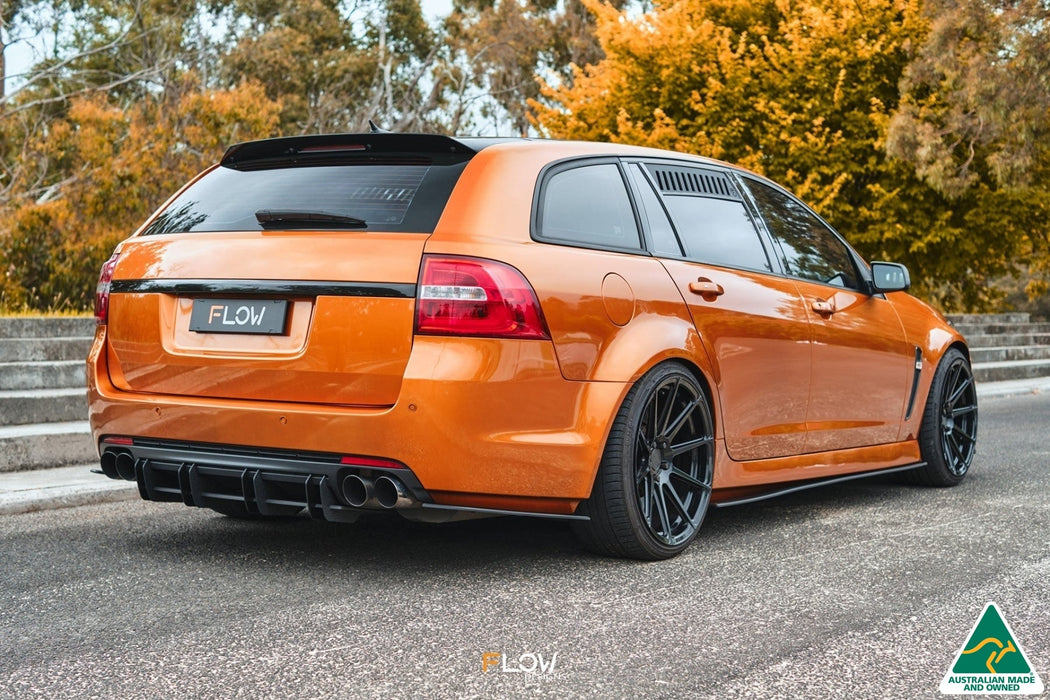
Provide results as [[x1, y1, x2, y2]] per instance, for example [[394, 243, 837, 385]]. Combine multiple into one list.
[[538, 163, 641, 250], [626, 164, 683, 257], [645, 164, 771, 271], [744, 178, 861, 289]]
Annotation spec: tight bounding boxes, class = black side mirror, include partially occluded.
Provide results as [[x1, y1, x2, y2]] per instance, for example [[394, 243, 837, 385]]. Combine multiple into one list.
[[870, 261, 910, 293]]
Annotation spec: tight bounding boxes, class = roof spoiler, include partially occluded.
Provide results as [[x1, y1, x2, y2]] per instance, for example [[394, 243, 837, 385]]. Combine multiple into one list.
[[220, 133, 479, 169]]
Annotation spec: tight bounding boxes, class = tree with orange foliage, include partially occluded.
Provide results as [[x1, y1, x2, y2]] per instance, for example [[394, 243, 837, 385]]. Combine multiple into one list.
[[532, 0, 1041, 311], [1, 81, 281, 310]]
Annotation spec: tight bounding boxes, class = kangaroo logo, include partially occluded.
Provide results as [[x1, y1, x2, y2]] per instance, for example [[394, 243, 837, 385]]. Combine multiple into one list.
[[961, 636, 1017, 674], [940, 602, 1044, 695]]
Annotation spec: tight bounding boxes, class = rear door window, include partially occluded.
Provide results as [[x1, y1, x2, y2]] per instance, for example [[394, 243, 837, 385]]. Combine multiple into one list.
[[645, 164, 772, 271], [536, 162, 642, 251]]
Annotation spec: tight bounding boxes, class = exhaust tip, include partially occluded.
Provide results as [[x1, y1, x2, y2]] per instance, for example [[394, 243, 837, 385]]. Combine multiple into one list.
[[114, 452, 136, 481], [100, 451, 120, 479], [341, 474, 373, 508], [374, 475, 413, 509]]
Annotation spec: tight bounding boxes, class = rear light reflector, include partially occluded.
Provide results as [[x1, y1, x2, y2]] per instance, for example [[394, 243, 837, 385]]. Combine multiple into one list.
[[415, 255, 550, 339], [340, 455, 405, 469], [94, 252, 120, 325], [102, 436, 134, 445]]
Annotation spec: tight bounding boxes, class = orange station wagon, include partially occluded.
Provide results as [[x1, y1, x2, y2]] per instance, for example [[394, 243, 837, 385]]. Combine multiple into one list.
[[88, 133, 978, 559]]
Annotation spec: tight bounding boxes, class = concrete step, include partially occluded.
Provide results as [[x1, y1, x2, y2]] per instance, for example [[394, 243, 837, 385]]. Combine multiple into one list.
[[0, 316, 95, 338], [0, 464, 136, 515], [0, 360, 85, 391], [0, 388, 88, 426], [0, 336, 93, 362], [963, 332, 1050, 349], [951, 321, 1050, 338], [970, 345, 1050, 363], [972, 358, 1050, 383], [946, 312, 1030, 325], [0, 421, 96, 473]]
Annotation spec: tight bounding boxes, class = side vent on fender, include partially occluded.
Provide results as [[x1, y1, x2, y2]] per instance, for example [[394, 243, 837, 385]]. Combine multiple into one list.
[[905, 346, 923, 420]]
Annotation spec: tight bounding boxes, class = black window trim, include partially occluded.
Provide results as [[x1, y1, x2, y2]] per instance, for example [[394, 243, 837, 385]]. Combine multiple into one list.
[[621, 160, 685, 258], [531, 156, 651, 256]]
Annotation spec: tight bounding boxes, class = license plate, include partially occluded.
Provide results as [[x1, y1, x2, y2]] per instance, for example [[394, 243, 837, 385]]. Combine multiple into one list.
[[189, 299, 289, 335]]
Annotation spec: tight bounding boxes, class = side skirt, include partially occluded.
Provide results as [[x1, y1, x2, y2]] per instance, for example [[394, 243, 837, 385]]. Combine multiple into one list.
[[713, 462, 926, 508]]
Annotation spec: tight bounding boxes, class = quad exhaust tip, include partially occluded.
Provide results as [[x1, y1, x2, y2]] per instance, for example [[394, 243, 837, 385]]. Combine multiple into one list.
[[341, 474, 374, 508], [100, 451, 119, 479], [374, 475, 413, 509], [341, 474, 416, 510], [100, 450, 136, 481], [114, 452, 136, 481]]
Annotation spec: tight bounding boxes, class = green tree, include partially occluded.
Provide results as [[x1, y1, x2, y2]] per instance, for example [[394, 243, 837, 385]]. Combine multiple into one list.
[[887, 0, 1050, 301], [221, 0, 444, 132], [442, 0, 614, 134]]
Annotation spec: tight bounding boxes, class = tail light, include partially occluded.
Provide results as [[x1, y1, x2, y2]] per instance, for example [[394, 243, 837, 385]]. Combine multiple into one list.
[[415, 255, 550, 339], [94, 252, 120, 325]]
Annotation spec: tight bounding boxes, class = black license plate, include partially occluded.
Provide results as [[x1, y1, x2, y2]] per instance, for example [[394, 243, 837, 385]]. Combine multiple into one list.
[[189, 299, 289, 335]]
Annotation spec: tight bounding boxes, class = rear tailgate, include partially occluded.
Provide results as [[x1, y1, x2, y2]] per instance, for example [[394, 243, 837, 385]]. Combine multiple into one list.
[[103, 133, 475, 407], [107, 233, 422, 406]]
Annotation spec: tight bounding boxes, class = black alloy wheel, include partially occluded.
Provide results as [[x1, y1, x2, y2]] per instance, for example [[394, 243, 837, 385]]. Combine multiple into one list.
[[574, 362, 715, 560], [909, 347, 978, 486]]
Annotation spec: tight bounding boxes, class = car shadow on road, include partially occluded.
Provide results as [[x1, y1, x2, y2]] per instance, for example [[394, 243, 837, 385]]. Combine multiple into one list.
[[112, 468, 972, 580]]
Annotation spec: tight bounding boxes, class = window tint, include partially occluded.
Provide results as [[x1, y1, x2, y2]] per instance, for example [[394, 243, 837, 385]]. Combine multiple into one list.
[[627, 164, 682, 257], [539, 164, 641, 250], [661, 196, 771, 271], [142, 161, 465, 235], [744, 178, 860, 289]]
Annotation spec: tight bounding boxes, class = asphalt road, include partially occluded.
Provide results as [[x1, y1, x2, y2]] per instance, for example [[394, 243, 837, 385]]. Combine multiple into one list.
[[1, 393, 1047, 699]]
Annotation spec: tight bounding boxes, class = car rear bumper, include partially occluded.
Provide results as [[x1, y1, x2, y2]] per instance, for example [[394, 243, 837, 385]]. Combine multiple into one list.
[[87, 328, 628, 516]]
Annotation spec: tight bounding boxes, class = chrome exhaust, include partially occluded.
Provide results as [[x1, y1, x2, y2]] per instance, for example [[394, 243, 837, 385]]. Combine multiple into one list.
[[341, 474, 374, 508], [374, 475, 415, 510]]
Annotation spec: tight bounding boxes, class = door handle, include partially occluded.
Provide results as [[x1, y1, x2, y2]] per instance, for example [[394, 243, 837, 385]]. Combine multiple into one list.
[[811, 299, 835, 317], [688, 278, 724, 301]]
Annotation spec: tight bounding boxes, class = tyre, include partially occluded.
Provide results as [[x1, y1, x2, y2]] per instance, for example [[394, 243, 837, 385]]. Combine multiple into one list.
[[574, 362, 715, 560], [906, 347, 978, 486]]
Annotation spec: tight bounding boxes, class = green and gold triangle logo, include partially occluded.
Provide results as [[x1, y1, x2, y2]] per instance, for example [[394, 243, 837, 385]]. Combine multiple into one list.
[[940, 602, 1044, 694]]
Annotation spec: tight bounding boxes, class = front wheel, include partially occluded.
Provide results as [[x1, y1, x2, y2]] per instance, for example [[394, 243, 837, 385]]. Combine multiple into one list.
[[908, 347, 978, 486], [574, 362, 715, 560]]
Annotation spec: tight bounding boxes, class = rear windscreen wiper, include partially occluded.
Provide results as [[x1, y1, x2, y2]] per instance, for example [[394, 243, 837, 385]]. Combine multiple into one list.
[[255, 209, 367, 228]]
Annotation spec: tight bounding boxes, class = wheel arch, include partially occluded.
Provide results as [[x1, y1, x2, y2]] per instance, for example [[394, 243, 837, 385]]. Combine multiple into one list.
[[580, 351, 722, 502]]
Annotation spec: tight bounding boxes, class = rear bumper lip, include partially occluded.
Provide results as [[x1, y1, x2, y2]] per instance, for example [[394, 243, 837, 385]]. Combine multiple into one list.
[[97, 437, 589, 521]]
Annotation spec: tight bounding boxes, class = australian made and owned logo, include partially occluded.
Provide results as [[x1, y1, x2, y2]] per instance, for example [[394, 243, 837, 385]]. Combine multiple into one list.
[[940, 602, 1044, 695]]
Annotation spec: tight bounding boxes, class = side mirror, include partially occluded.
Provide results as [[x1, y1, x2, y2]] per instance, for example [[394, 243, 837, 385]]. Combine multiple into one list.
[[870, 261, 910, 293]]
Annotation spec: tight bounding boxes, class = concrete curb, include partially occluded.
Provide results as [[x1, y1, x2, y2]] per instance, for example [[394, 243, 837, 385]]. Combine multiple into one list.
[[0, 464, 137, 516], [976, 377, 1050, 399]]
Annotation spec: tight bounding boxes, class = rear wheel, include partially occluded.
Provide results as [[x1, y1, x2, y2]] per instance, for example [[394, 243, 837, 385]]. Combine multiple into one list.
[[908, 347, 978, 486], [574, 362, 715, 560]]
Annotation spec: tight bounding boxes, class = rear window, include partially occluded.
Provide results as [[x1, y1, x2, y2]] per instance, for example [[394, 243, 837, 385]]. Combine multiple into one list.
[[535, 162, 642, 251], [141, 161, 468, 235]]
